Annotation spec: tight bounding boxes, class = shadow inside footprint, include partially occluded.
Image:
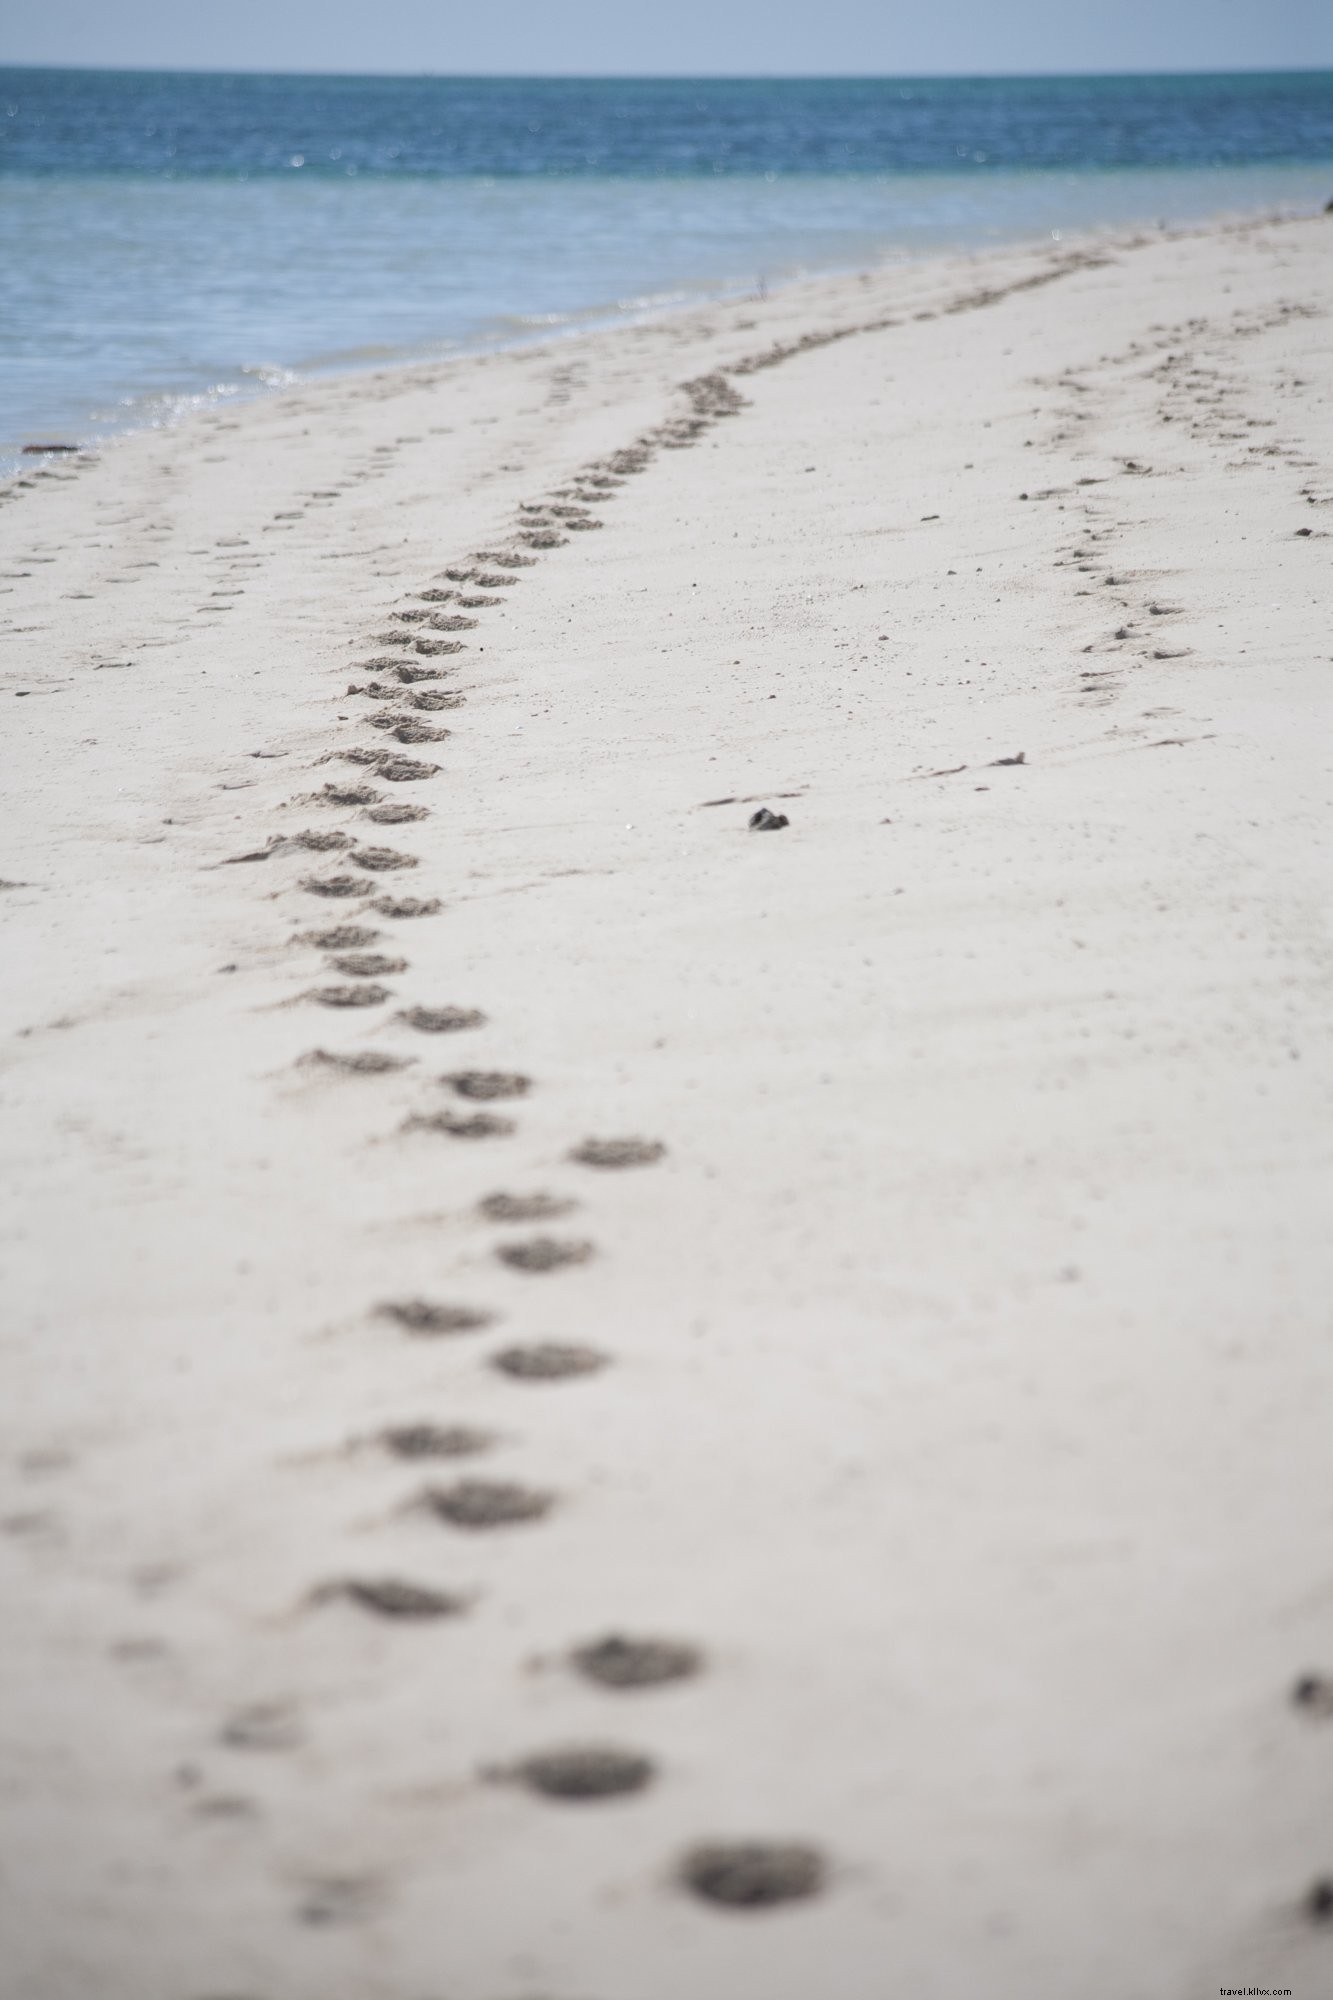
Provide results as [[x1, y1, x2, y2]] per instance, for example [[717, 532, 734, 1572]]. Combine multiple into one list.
[[496, 1237, 594, 1274], [220, 1702, 301, 1752], [426, 1479, 552, 1528], [377, 1299, 494, 1336], [571, 1634, 701, 1689], [507, 1745, 654, 1801], [479, 1191, 577, 1223], [678, 1841, 826, 1909], [398, 1005, 486, 1033], [300, 1049, 413, 1075], [402, 1110, 516, 1139], [381, 1422, 495, 1460], [491, 1342, 607, 1381], [311, 983, 391, 1008], [569, 1137, 666, 1170], [316, 1577, 468, 1620], [445, 1071, 530, 1100]]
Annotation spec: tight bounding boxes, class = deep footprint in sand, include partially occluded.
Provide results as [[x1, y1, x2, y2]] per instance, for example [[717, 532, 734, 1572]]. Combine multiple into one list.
[[300, 925, 380, 949], [398, 1005, 486, 1033], [302, 873, 366, 900], [426, 1478, 553, 1528], [366, 803, 429, 825], [316, 782, 381, 807], [312, 982, 391, 1008], [570, 1136, 666, 1170], [496, 1237, 594, 1274], [381, 1422, 495, 1460], [679, 1841, 826, 1909], [445, 1071, 530, 1101], [402, 1110, 516, 1140], [572, 1634, 702, 1689], [491, 1342, 607, 1381], [349, 846, 418, 872], [329, 953, 407, 977], [376, 1299, 495, 1336], [373, 896, 443, 918], [479, 1191, 577, 1223], [507, 1745, 654, 1800], [378, 757, 441, 783], [220, 1702, 302, 1753], [315, 1578, 469, 1620]]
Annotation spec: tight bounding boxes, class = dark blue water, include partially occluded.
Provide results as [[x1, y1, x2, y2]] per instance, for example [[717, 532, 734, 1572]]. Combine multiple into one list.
[[3, 69, 1332, 467], [6, 69, 1333, 177]]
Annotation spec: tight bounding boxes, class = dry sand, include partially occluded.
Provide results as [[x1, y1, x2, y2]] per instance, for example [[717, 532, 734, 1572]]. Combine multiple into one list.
[[2, 210, 1332, 2000]]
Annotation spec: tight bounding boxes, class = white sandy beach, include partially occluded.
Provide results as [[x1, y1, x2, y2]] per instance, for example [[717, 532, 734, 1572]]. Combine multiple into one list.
[[2, 210, 1332, 2000]]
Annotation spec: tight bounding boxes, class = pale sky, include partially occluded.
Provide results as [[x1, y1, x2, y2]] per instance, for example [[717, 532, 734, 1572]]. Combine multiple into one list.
[[1, 0, 1331, 77]]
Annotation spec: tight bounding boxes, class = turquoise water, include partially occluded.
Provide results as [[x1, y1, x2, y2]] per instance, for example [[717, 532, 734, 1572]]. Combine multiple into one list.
[[2, 70, 1332, 464]]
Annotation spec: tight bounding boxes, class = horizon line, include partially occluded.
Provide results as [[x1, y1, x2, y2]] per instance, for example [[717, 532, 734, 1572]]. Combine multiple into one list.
[[4, 60, 1333, 83]]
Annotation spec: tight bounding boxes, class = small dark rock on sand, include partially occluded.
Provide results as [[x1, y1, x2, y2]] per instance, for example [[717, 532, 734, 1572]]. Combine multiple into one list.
[[1292, 1674, 1333, 1717], [679, 1841, 826, 1909], [749, 807, 789, 831], [570, 1136, 666, 1170], [377, 1299, 494, 1336], [496, 1236, 594, 1274], [509, 1745, 654, 1800], [398, 1005, 486, 1033], [426, 1478, 553, 1528], [572, 1634, 701, 1689], [381, 1422, 495, 1460], [492, 1342, 607, 1381]]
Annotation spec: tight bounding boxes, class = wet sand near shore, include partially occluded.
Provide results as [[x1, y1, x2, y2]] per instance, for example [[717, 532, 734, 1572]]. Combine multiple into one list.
[[2, 212, 1332, 2000]]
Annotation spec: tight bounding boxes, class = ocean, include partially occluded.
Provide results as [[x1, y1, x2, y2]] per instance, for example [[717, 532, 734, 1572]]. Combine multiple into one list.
[[2, 69, 1332, 466]]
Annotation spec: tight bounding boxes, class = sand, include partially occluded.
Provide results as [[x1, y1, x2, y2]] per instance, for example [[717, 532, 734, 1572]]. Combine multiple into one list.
[[2, 209, 1332, 2000]]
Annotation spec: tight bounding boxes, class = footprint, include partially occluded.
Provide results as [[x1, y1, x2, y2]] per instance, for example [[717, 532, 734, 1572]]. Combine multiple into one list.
[[220, 1702, 302, 1752], [311, 983, 390, 1008], [426, 1479, 552, 1528], [377, 1299, 495, 1336], [414, 638, 465, 658], [479, 1191, 577, 1223], [394, 664, 453, 686], [373, 896, 443, 918], [402, 1110, 515, 1139], [571, 1635, 701, 1689], [570, 1137, 666, 1170], [398, 1005, 486, 1033], [405, 691, 463, 712], [349, 846, 418, 872], [506, 1745, 653, 1800], [301, 874, 365, 899], [294, 830, 351, 852], [300, 925, 380, 949], [678, 1842, 825, 1908], [317, 782, 381, 806], [300, 1048, 413, 1075], [315, 1578, 469, 1619], [445, 1071, 530, 1101], [520, 531, 568, 550], [366, 716, 451, 744], [491, 1342, 607, 1381], [378, 757, 440, 783], [366, 803, 429, 825], [496, 1237, 594, 1274], [329, 953, 407, 977], [381, 1422, 495, 1460]]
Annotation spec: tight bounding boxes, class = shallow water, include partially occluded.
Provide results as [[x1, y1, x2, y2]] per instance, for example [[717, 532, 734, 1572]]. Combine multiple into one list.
[[2, 70, 1331, 464]]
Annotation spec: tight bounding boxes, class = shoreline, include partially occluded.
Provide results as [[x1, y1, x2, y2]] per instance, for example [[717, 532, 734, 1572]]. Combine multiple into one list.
[[5, 164, 1332, 474], [3, 210, 1333, 1997]]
